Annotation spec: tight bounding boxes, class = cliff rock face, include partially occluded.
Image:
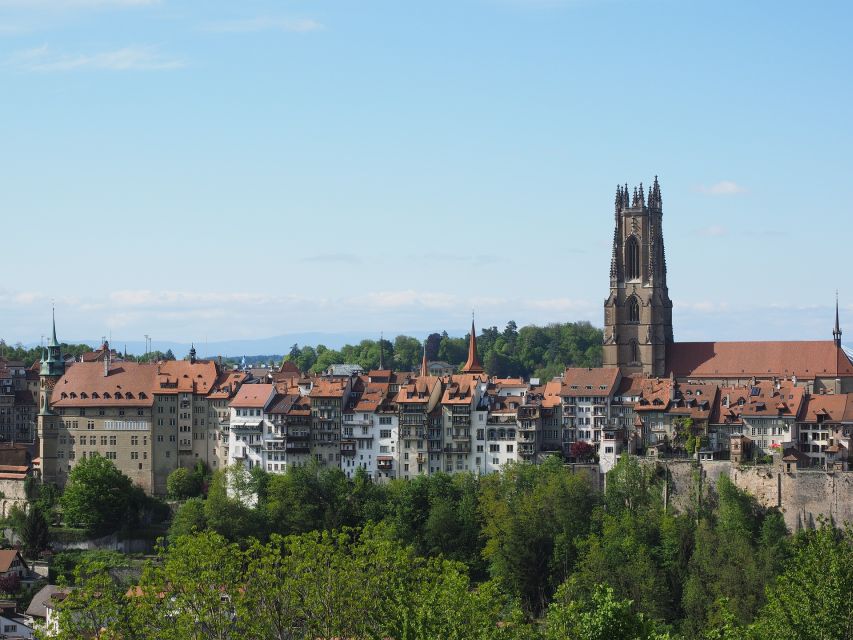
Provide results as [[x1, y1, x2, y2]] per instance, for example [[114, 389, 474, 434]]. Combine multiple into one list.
[[650, 460, 853, 532]]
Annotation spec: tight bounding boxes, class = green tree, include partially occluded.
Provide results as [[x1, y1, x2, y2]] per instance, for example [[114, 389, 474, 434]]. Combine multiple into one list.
[[479, 458, 599, 615], [546, 583, 667, 640], [59, 455, 135, 535], [48, 557, 148, 640], [21, 506, 50, 558], [753, 523, 853, 639], [166, 467, 203, 500], [168, 497, 207, 542]]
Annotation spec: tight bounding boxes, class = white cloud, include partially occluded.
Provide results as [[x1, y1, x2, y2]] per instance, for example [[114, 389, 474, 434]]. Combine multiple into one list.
[[6, 44, 185, 71], [524, 297, 594, 312], [201, 17, 323, 33], [696, 180, 747, 196], [698, 224, 728, 237]]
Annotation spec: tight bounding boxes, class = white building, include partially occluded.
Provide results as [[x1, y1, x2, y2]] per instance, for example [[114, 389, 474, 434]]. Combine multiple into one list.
[[227, 383, 275, 471]]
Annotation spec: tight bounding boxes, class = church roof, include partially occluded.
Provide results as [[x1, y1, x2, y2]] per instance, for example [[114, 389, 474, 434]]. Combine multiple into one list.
[[666, 341, 853, 380]]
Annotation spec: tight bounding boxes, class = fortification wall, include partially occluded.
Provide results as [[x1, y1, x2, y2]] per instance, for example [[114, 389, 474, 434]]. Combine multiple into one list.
[[656, 459, 853, 532]]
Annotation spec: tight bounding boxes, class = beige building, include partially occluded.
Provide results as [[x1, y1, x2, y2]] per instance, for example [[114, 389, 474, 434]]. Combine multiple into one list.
[[38, 329, 243, 494]]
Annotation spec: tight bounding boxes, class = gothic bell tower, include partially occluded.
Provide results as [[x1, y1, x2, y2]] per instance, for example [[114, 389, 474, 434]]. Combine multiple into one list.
[[603, 177, 673, 376], [37, 309, 66, 483]]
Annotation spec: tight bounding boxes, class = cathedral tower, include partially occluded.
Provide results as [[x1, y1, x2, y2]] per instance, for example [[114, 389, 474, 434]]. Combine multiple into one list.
[[603, 177, 673, 376]]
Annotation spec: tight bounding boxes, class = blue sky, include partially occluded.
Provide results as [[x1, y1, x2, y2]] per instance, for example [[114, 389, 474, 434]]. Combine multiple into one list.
[[2, 0, 852, 347]]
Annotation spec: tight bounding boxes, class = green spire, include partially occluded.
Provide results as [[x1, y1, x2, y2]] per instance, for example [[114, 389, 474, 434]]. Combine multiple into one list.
[[41, 307, 65, 378], [48, 305, 59, 347]]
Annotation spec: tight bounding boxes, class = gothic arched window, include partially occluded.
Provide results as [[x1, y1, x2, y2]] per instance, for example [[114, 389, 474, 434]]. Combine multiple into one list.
[[630, 340, 640, 364], [627, 296, 640, 324], [626, 236, 640, 281]]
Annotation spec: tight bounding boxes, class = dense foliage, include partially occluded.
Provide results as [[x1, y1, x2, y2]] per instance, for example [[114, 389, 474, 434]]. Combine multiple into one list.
[[0, 340, 94, 366], [284, 320, 603, 378], [59, 456, 169, 536], [47, 456, 853, 638]]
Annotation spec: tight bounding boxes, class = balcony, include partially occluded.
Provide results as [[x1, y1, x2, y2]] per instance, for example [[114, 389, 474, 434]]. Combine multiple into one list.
[[445, 443, 471, 454], [377, 457, 393, 471], [286, 443, 310, 454], [340, 441, 356, 456], [451, 430, 470, 441]]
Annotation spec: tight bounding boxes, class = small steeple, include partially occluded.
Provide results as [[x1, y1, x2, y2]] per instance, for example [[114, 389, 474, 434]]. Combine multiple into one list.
[[49, 305, 59, 347], [833, 292, 843, 348], [189, 343, 197, 364], [420, 341, 428, 377], [462, 315, 485, 374]]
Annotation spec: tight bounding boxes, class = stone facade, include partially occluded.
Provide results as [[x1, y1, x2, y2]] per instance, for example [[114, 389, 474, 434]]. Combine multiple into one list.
[[603, 179, 674, 376]]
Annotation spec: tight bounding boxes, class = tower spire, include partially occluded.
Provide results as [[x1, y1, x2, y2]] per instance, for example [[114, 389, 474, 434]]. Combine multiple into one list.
[[834, 291, 843, 348], [462, 315, 484, 374], [420, 340, 428, 377], [379, 332, 385, 370], [49, 304, 58, 347]]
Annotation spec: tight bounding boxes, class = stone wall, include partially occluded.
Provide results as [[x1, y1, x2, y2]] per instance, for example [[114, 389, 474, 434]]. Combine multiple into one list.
[[656, 459, 853, 532]]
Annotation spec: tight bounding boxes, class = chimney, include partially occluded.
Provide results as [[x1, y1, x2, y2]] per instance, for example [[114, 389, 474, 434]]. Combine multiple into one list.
[[104, 348, 111, 377]]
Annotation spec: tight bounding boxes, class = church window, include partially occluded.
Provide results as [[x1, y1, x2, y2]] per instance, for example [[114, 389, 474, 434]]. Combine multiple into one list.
[[626, 236, 640, 280], [627, 296, 640, 323], [630, 340, 640, 364]]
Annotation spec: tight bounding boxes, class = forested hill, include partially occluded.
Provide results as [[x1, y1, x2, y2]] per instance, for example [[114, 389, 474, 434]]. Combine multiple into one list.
[[283, 321, 603, 379]]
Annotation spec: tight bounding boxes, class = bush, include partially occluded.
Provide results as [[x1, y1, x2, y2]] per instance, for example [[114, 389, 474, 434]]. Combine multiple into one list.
[[0, 573, 20, 595], [60, 456, 136, 535], [166, 467, 203, 500]]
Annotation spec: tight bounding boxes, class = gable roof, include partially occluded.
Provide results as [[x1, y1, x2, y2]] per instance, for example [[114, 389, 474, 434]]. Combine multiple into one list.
[[561, 367, 621, 397], [667, 341, 853, 380], [0, 550, 26, 574], [230, 383, 275, 409]]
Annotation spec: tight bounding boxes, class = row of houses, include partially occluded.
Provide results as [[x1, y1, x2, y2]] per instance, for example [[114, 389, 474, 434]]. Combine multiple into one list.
[[27, 314, 853, 494]]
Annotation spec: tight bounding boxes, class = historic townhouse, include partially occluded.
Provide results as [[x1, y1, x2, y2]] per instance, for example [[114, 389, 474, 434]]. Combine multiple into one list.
[[795, 393, 853, 468], [395, 373, 442, 480], [560, 367, 621, 451], [266, 393, 312, 472], [227, 383, 275, 471], [207, 369, 250, 469], [0, 360, 35, 443], [309, 377, 351, 468]]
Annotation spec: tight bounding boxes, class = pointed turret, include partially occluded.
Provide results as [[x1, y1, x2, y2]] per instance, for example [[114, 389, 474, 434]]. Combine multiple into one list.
[[189, 343, 197, 364], [833, 292, 843, 348], [420, 342, 428, 377], [49, 305, 59, 347], [462, 317, 484, 374], [41, 308, 65, 378]]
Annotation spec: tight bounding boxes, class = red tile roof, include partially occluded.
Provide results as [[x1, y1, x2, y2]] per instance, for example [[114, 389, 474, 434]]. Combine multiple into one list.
[[561, 367, 621, 397], [230, 384, 275, 409], [667, 341, 853, 380]]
